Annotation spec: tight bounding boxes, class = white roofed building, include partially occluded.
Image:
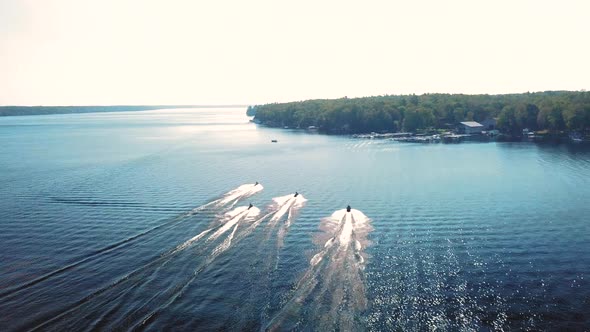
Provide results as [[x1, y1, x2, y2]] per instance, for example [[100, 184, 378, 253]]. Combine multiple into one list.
[[458, 121, 484, 134]]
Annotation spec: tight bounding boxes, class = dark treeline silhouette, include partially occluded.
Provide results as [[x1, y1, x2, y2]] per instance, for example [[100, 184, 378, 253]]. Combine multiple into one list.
[[252, 91, 590, 135], [0, 105, 249, 117]]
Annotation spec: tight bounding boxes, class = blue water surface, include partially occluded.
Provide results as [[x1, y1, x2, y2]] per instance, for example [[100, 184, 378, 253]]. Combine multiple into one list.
[[0, 108, 589, 330]]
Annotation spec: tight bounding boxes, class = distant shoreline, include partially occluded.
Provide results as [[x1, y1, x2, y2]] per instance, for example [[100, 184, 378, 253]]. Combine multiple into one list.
[[250, 91, 590, 143], [0, 105, 248, 117]]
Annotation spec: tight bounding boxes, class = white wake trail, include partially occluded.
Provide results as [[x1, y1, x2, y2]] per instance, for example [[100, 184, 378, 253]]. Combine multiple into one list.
[[232, 194, 307, 246], [27, 183, 268, 332], [338, 212, 353, 250], [211, 223, 239, 257], [211, 206, 260, 254], [208, 206, 260, 242], [285, 195, 307, 228], [269, 195, 295, 225], [269, 194, 307, 226], [267, 207, 372, 331], [270, 194, 307, 248], [171, 229, 213, 254], [216, 183, 263, 206], [184, 183, 262, 215]]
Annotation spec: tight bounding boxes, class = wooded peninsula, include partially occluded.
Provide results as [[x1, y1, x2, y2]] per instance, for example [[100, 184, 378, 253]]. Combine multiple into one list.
[[250, 91, 590, 139]]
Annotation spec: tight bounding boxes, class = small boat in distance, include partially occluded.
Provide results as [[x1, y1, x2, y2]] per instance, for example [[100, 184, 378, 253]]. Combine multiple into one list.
[[271, 139, 278, 143]]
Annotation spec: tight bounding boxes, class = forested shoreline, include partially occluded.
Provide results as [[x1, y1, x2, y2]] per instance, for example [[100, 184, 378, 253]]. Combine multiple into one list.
[[250, 91, 590, 137]]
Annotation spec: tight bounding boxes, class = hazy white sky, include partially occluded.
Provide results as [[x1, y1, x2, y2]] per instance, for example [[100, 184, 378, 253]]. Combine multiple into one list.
[[1, 0, 589, 105]]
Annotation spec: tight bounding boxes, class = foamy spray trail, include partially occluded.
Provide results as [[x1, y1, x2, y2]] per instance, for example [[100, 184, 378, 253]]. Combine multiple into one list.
[[30, 206, 261, 332], [273, 194, 307, 248], [114, 184, 265, 268], [0, 183, 262, 303], [27, 185, 264, 331], [113, 205, 262, 331], [208, 183, 263, 209], [126, 205, 262, 330], [134, 195, 307, 330], [209, 206, 261, 258], [102, 185, 265, 279], [245, 193, 308, 291], [127, 205, 260, 285], [179, 183, 262, 216], [266, 208, 372, 331], [229, 193, 307, 247], [267, 194, 307, 226]]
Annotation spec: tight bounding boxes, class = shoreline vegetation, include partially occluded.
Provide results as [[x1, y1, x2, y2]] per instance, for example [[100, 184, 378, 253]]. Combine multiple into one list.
[[249, 91, 590, 143], [0, 105, 248, 117]]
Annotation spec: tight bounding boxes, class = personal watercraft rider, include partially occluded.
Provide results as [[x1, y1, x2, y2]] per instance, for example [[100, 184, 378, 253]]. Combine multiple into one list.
[[248, 203, 253, 209], [294, 192, 299, 197], [346, 205, 351, 212], [254, 182, 259, 186]]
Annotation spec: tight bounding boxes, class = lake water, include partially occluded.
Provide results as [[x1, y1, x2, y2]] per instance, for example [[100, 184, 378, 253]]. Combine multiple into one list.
[[0, 108, 589, 331]]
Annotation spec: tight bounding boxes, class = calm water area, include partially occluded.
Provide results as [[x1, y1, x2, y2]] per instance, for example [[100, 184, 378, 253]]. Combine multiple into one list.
[[0, 108, 589, 330]]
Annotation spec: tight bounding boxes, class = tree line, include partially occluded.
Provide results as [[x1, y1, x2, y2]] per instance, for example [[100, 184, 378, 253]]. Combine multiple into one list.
[[251, 91, 590, 135], [0, 105, 249, 117]]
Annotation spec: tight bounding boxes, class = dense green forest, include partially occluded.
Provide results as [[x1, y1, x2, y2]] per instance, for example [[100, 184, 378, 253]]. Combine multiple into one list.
[[0, 105, 247, 117], [251, 91, 590, 136]]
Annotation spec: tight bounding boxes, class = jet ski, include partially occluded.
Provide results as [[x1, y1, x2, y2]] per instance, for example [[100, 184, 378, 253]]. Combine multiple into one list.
[[346, 205, 351, 212], [294, 192, 299, 197], [248, 203, 253, 210], [254, 182, 259, 186]]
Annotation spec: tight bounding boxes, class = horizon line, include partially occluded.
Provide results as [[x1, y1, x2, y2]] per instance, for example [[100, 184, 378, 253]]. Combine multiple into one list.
[[1, 89, 588, 107], [0, 104, 251, 108]]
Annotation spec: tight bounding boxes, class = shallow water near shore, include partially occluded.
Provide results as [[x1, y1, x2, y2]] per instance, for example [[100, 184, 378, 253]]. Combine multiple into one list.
[[1, 108, 589, 330]]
